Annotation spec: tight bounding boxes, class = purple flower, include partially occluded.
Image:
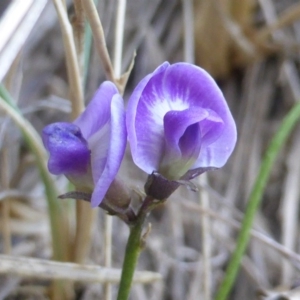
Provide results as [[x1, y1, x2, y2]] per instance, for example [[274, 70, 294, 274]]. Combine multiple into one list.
[[126, 62, 237, 180], [42, 81, 126, 207]]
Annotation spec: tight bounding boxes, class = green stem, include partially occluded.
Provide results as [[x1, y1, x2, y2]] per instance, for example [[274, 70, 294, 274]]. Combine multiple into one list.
[[215, 100, 300, 300], [0, 84, 68, 262], [116, 196, 153, 300]]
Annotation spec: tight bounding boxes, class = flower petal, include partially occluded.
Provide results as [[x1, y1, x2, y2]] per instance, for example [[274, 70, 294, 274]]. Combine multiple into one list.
[[42, 122, 90, 175], [126, 62, 170, 174], [91, 94, 127, 207], [74, 81, 119, 139], [127, 61, 237, 178], [161, 63, 237, 168], [163, 107, 208, 159], [160, 107, 224, 178]]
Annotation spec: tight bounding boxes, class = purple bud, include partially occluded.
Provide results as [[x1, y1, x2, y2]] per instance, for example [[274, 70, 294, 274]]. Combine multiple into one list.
[[42, 81, 127, 207], [126, 62, 237, 180], [42, 122, 90, 175]]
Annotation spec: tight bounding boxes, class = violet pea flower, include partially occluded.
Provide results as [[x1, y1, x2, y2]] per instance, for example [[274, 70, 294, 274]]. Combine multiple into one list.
[[42, 81, 126, 207], [126, 62, 237, 181]]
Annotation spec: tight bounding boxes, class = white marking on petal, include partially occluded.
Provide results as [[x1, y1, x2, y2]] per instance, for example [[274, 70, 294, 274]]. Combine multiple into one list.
[[147, 89, 190, 126]]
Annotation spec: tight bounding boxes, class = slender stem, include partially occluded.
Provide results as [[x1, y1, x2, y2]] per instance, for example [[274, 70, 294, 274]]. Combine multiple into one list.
[[116, 221, 144, 300], [0, 95, 68, 261], [199, 174, 211, 300], [82, 0, 115, 82], [83, 0, 100, 89], [182, 0, 195, 64], [104, 215, 113, 300], [104, 2, 127, 299], [52, 0, 84, 119], [116, 196, 153, 300], [113, 0, 127, 79], [73, 0, 85, 84], [215, 100, 300, 300], [53, 0, 96, 265], [1, 147, 11, 255]]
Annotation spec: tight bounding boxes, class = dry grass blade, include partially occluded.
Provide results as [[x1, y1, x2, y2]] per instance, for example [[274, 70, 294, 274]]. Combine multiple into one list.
[[72, 0, 85, 81], [0, 0, 48, 82], [1, 148, 11, 254], [199, 175, 211, 300], [113, 0, 127, 79], [52, 0, 97, 266], [280, 132, 300, 284], [104, 215, 113, 300], [258, 0, 300, 100], [0, 254, 162, 284], [3, 0, 300, 298], [181, 201, 300, 267], [257, 2, 300, 41], [82, 0, 115, 83], [52, 0, 84, 119]]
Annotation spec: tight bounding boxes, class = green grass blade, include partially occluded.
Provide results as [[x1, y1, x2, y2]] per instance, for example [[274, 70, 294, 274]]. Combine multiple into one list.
[[0, 85, 69, 262], [215, 100, 300, 300]]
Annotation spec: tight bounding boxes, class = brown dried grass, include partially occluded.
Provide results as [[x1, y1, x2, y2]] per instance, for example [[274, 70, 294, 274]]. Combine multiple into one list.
[[1, 0, 300, 299]]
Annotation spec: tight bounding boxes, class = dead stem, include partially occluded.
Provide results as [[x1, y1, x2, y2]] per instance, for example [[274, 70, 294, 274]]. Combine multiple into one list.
[[180, 201, 300, 266], [199, 175, 211, 300], [104, 2, 127, 298], [182, 0, 195, 64], [0, 0, 47, 82], [113, 0, 127, 79], [1, 147, 11, 254], [52, 0, 84, 119], [258, 0, 300, 102], [104, 215, 113, 300], [72, 0, 85, 83], [0, 254, 162, 284], [82, 0, 115, 83], [182, 0, 211, 298], [53, 0, 97, 267], [257, 2, 300, 41], [280, 131, 300, 284]]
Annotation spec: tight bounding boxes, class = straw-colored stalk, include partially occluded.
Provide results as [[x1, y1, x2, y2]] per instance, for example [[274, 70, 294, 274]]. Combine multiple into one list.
[[52, 0, 97, 266], [0, 254, 162, 284], [0, 0, 48, 82], [82, 0, 115, 83]]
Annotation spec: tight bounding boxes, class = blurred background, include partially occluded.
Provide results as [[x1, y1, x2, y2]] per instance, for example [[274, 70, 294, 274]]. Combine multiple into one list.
[[1, 0, 300, 299]]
